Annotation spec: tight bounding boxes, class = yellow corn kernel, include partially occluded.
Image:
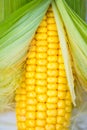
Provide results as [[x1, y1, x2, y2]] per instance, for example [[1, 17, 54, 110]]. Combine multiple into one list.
[[47, 11, 54, 17], [58, 84, 68, 91], [65, 100, 72, 106], [47, 70, 58, 76], [46, 117, 56, 124], [17, 115, 26, 121], [58, 91, 66, 99], [57, 100, 65, 108], [47, 18, 55, 23], [35, 127, 45, 130], [26, 85, 35, 91], [58, 56, 64, 63], [16, 101, 26, 108], [35, 73, 47, 79], [46, 124, 55, 130], [36, 79, 47, 86], [47, 90, 57, 96], [36, 40, 48, 46], [26, 78, 35, 85], [57, 116, 65, 124], [47, 103, 57, 109], [16, 108, 26, 115], [27, 98, 37, 105], [27, 91, 36, 98], [36, 112, 46, 119], [47, 109, 57, 116], [48, 49, 58, 55], [26, 105, 36, 111], [40, 20, 47, 26], [47, 62, 58, 69], [37, 27, 47, 32], [47, 77, 58, 83], [56, 124, 63, 130], [26, 58, 36, 65], [36, 59, 47, 65], [36, 46, 48, 52], [48, 55, 58, 62], [28, 128, 35, 130], [65, 113, 71, 121], [37, 94, 47, 102], [57, 109, 65, 116], [26, 65, 36, 71], [66, 91, 71, 99], [59, 70, 66, 77], [25, 72, 35, 78], [26, 112, 36, 119], [65, 106, 72, 112], [26, 120, 35, 127], [27, 52, 36, 58], [37, 103, 46, 111], [36, 86, 47, 93], [58, 77, 67, 84], [47, 36, 58, 43], [47, 97, 58, 103], [36, 53, 47, 59], [36, 119, 46, 126], [36, 66, 47, 72], [35, 33, 47, 40], [47, 24, 57, 31], [48, 31, 57, 36], [47, 84, 58, 90], [17, 122, 26, 129], [59, 63, 65, 70]]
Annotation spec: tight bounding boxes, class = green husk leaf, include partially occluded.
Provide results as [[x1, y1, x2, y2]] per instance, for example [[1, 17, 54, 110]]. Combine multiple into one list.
[[52, 1, 75, 105], [0, 0, 51, 111]]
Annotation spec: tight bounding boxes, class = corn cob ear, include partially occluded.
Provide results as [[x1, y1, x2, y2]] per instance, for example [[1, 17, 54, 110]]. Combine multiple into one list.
[[15, 6, 72, 130]]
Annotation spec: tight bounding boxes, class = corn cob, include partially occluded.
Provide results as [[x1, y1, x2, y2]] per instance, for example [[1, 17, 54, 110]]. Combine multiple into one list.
[[15, 7, 72, 130]]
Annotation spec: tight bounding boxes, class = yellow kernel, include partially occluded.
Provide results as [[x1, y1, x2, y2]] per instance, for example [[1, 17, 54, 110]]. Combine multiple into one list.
[[36, 40, 47, 46], [59, 70, 66, 77], [47, 109, 57, 116], [47, 18, 55, 23], [36, 46, 47, 52], [65, 113, 71, 121], [56, 124, 63, 130], [35, 127, 45, 130], [65, 100, 72, 106], [36, 86, 47, 93], [15, 95, 21, 101], [40, 20, 47, 26], [58, 56, 64, 63], [36, 53, 47, 59], [57, 100, 65, 108], [57, 116, 65, 124], [57, 109, 65, 116], [37, 27, 47, 32], [28, 128, 35, 130], [26, 120, 35, 127], [21, 83, 26, 88], [37, 103, 46, 111], [16, 108, 26, 115], [26, 58, 36, 65], [17, 101, 26, 108], [59, 49, 62, 55], [27, 91, 36, 98], [58, 91, 66, 99], [36, 119, 46, 126], [36, 66, 47, 72], [35, 73, 47, 79], [47, 84, 58, 89], [26, 112, 35, 119], [47, 36, 58, 43], [26, 78, 35, 85], [26, 105, 36, 111], [47, 24, 57, 31], [47, 103, 57, 109], [47, 12, 54, 17], [47, 55, 58, 61], [35, 33, 47, 40], [36, 112, 46, 119], [36, 79, 47, 86], [26, 85, 35, 91], [58, 77, 67, 84], [47, 97, 58, 103], [63, 121, 70, 127], [20, 95, 26, 101], [18, 122, 26, 129], [48, 49, 58, 55], [46, 124, 55, 130], [25, 72, 35, 78], [47, 90, 57, 96], [29, 46, 36, 52], [36, 59, 47, 66], [16, 88, 26, 95], [27, 98, 37, 105], [59, 64, 65, 70], [47, 77, 58, 83], [47, 62, 58, 69], [47, 70, 58, 77], [17, 115, 26, 121], [65, 106, 72, 112], [27, 51, 36, 58], [48, 31, 57, 36], [46, 117, 56, 124], [58, 84, 68, 91], [37, 94, 47, 102], [66, 91, 71, 99], [26, 65, 36, 71]]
